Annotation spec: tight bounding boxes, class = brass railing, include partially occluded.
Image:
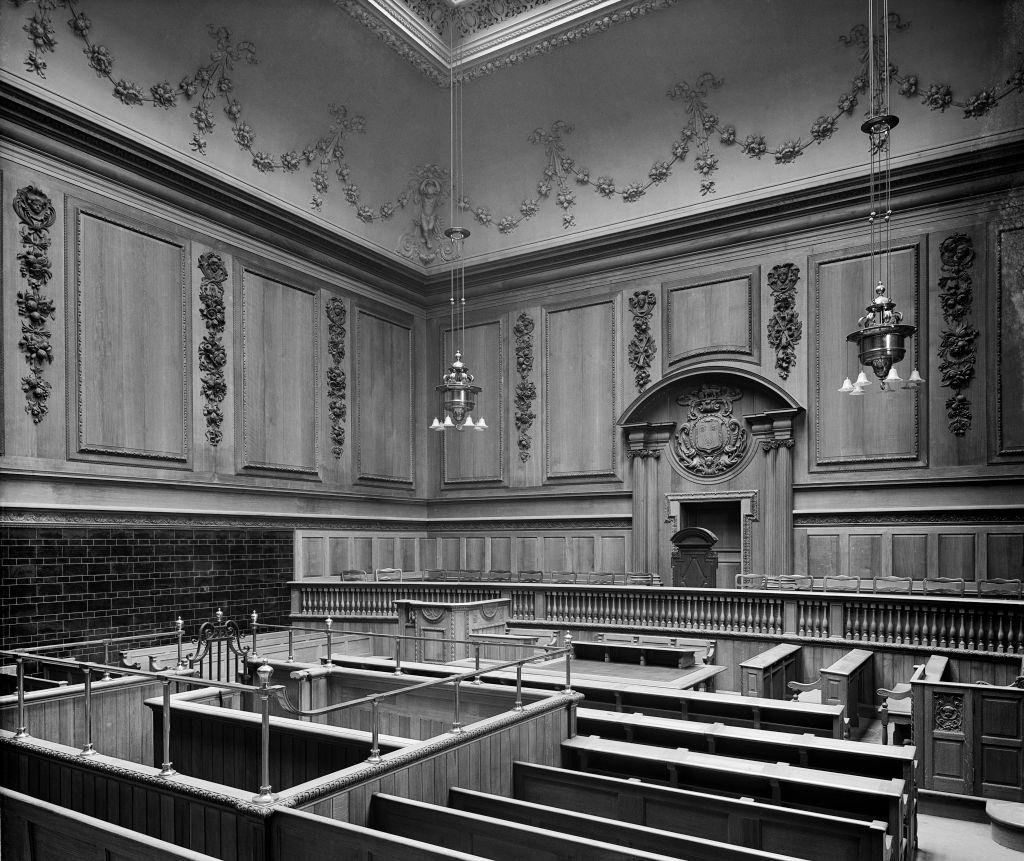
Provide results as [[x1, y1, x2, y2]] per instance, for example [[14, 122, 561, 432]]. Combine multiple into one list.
[[290, 581, 1024, 657]]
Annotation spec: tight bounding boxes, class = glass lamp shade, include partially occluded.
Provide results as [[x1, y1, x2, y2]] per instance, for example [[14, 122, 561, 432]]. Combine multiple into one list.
[[838, 377, 855, 393], [903, 368, 925, 389]]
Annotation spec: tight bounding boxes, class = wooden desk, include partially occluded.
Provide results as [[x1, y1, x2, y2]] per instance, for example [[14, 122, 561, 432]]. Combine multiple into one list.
[[739, 643, 801, 699], [573, 641, 700, 669]]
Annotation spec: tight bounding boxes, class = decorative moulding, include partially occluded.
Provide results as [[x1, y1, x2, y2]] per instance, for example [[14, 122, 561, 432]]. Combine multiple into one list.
[[627, 290, 657, 392], [325, 296, 348, 459], [197, 251, 229, 446], [794, 509, 1024, 526], [67, 201, 192, 468], [766, 263, 802, 380], [936, 233, 978, 436], [663, 267, 760, 366], [238, 265, 321, 477], [513, 311, 537, 462], [13, 183, 57, 424]]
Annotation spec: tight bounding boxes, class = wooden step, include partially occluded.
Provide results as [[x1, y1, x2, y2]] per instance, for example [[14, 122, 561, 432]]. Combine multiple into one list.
[[987, 800, 1024, 851]]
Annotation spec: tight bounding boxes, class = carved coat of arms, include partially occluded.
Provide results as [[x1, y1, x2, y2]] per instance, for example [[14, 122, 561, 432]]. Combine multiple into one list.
[[674, 384, 748, 476]]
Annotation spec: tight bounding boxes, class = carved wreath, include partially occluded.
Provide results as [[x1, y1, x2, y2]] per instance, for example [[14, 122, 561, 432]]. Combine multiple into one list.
[[674, 384, 748, 477]]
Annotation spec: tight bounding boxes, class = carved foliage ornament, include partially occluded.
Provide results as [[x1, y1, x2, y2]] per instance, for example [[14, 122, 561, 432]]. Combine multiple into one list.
[[766, 263, 802, 380], [674, 384, 748, 476], [936, 233, 978, 436], [325, 297, 348, 458], [628, 290, 657, 391], [513, 311, 537, 462], [14, 184, 57, 424], [197, 251, 228, 445], [933, 692, 964, 732]]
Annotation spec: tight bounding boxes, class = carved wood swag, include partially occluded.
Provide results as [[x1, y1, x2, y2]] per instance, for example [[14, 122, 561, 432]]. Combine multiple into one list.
[[14, 184, 57, 423], [937, 233, 978, 436], [766, 263, 802, 380], [197, 251, 228, 445], [326, 296, 348, 457], [513, 311, 537, 461], [628, 289, 657, 391]]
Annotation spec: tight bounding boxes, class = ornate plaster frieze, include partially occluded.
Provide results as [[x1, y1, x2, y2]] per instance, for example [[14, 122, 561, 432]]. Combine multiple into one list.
[[13, 184, 57, 424], [325, 296, 348, 458], [197, 251, 228, 445], [512, 311, 537, 462], [766, 263, 802, 380], [936, 233, 978, 436], [627, 290, 657, 392]]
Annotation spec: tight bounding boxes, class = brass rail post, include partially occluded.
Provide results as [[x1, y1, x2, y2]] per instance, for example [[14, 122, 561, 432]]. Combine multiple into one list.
[[158, 676, 177, 778], [252, 664, 277, 805], [393, 637, 402, 676], [79, 665, 97, 757], [368, 697, 381, 762], [14, 657, 29, 738], [514, 663, 524, 711], [451, 678, 463, 734], [563, 631, 573, 694]]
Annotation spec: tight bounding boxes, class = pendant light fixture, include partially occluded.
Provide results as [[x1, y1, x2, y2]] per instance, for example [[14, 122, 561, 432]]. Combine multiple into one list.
[[430, 14, 486, 433], [841, 0, 924, 396]]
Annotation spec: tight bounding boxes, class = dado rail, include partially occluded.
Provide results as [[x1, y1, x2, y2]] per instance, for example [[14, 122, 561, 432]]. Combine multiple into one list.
[[290, 582, 1024, 657]]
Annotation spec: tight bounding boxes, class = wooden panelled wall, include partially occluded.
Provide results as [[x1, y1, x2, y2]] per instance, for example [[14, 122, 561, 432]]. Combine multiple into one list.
[[3, 136, 1024, 586]]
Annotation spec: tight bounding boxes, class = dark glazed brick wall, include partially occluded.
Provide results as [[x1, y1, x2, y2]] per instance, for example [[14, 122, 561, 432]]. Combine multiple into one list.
[[1, 526, 292, 651]]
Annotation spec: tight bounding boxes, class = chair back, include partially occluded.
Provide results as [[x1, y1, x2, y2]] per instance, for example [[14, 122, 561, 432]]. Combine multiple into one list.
[[374, 567, 403, 582], [873, 575, 913, 593], [922, 576, 965, 596], [626, 572, 654, 586], [778, 575, 813, 590], [340, 568, 370, 582], [517, 570, 543, 583], [488, 569, 513, 582], [735, 573, 766, 589], [549, 571, 576, 583], [460, 569, 483, 581], [423, 569, 446, 581], [587, 572, 615, 585], [822, 574, 861, 593], [977, 578, 1023, 597]]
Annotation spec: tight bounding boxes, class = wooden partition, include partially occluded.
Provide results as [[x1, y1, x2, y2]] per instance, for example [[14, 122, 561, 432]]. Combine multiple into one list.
[[0, 733, 267, 861], [912, 675, 1024, 800], [0, 674, 161, 765]]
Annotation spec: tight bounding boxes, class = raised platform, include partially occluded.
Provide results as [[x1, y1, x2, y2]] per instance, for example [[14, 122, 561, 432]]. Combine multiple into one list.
[[987, 800, 1024, 851]]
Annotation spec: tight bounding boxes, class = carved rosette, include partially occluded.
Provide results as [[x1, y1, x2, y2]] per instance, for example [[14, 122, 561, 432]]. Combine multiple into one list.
[[766, 263, 802, 380], [674, 384, 748, 476], [513, 311, 537, 462], [933, 692, 964, 732], [628, 290, 657, 391], [937, 233, 978, 436], [14, 185, 57, 424], [325, 297, 348, 458], [197, 251, 229, 445]]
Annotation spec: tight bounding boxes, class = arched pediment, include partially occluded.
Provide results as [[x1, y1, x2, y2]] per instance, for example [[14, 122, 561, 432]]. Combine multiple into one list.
[[617, 363, 803, 427]]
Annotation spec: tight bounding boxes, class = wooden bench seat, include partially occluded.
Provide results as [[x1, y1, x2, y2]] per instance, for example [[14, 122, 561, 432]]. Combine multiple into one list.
[[448, 786, 803, 861], [562, 735, 906, 854], [514, 761, 894, 861], [368, 793, 683, 861]]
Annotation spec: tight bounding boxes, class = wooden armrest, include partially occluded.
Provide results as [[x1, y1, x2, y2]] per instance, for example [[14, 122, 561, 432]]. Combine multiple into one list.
[[787, 678, 821, 702], [876, 683, 912, 700]]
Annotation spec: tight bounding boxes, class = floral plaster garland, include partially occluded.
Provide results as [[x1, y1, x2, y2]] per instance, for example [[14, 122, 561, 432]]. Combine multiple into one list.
[[627, 290, 657, 392], [13, 184, 57, 424], [512, 311, 537, 462], [197, 251, 228, 445], [936, 233, 978, 436], [11, 2, 1024, 245], [766, 263, 802, 381], [325, 297, 348, 458]]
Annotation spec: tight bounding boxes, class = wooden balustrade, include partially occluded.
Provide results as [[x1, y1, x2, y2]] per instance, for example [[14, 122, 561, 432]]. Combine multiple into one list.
[[291, 581, 1024, 658]]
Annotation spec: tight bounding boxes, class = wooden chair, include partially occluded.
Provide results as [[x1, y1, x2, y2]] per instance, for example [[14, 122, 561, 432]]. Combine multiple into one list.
[[374, 567, 403, 582], [877, 655, 949, 745], [735, 573, 766, 589], [586, 572, 615, 585], [339, 568, 370, 582], [822, 574, 860, 593], [487, 569, 513, 582], [625, 572, 654, 586], [922, 576, 965, 596], [549, 571, 576, 583], [872, 575, 913, 594], [977, 578, 1023, 597], [778, 575, 813, 590], [517, 570, 543, 583]]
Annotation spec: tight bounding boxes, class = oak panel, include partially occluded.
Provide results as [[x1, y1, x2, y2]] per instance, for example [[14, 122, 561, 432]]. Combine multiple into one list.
[[993, 224, 1024, 458], [938, 533, 976, 581], [810, 240, 924, 469], [544, 298, 617, 480], [892, 534, 927, 581], [806, 534, 839, 578], [238, 267, 319, 475], [441, 320, 505, 485], [71, 205, 190, 465], [986, 534, 1024, 580], [354, 309, 414, 484], [849, 534, 882, 580], [664, 267, 759, 364]]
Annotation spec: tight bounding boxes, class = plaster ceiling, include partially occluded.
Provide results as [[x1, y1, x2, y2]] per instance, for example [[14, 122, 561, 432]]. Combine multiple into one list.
[[2, 0, 1022, 273]]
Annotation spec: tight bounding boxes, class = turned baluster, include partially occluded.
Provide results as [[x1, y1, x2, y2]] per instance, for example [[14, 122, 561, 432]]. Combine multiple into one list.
[[995, 612, 1006, 654], [957, 609, 966, 650]]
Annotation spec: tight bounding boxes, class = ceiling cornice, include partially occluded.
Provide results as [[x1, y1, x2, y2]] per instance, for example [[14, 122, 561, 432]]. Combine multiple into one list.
[[422, 137, 1024, 301], [0, 80, 428, 303], [335, 0, 678, 82]]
